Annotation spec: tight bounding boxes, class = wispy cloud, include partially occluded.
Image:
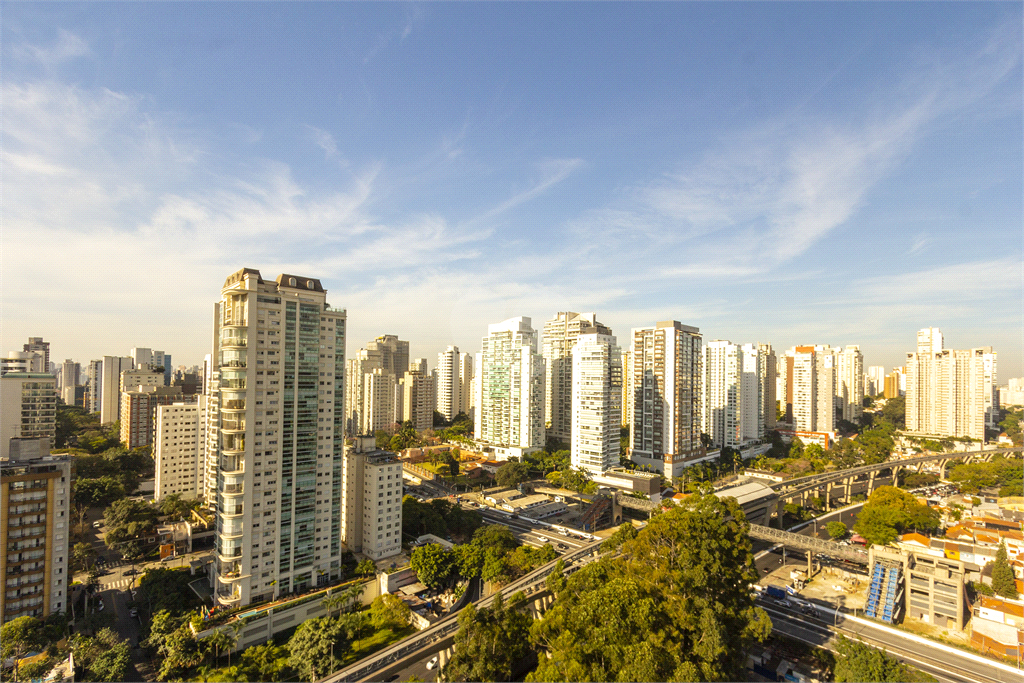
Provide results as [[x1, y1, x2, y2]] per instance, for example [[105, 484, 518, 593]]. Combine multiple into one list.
[[467, 158, 584, 225], [11, 29, 90, 65]]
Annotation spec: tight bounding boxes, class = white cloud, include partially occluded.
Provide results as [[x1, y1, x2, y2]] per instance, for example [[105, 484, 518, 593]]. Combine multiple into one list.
[[11, 29, 90, 65]]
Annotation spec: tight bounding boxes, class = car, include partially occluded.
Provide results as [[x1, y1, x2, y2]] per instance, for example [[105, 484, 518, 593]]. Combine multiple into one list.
[[777, 599, 792, 608], [161, 555, 175, 562], [762, 567, 770, 573], [426, 656, 439, 671], [92, 521, 103, 529], [97, 600, 105, 611], [129, 608, 138, 618], [557, 543, 568, 550]]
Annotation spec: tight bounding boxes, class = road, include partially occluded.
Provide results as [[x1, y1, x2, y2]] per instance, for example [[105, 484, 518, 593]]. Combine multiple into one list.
[[761, 598, 1023, 683]]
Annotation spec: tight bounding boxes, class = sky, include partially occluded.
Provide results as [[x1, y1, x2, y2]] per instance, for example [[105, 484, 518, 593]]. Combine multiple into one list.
[[2, 2, 1021, 379]]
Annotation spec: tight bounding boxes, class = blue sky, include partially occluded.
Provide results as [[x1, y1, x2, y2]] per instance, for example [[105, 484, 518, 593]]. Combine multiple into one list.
[[2, 2, 1021, 378]]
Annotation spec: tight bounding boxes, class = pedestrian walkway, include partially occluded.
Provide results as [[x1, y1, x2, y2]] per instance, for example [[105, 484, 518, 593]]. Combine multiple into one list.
[[102, 577, 138, 591]]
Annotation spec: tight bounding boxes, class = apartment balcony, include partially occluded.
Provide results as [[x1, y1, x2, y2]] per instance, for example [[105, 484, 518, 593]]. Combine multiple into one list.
[[220, 455, 244, 473], [217, 547, 242, 563], [215, 584, 242, 606], [221, 415, 246, 432], [220, 329, 248, 349]]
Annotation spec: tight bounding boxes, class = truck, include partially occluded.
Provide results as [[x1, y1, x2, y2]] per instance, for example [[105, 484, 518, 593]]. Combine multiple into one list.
[[765, 585, 787, 601]]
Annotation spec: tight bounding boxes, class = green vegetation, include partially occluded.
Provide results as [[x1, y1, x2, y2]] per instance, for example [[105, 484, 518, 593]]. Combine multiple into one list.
[[138, 567, 205, 617], [991, 540, 1019, 599], [286, 616, 349, 681], [948, 456, 1023, 495], [999, 408, 1022, 446], [103, 498, 160, 549], [410, 543, 456, 588], [401, 496, 482, 541], [902, 472, 940, 488], [526, 494, 771, 682], [600, 522, 639, 551], [55, 402, 117, 452], [445, 593, 533, 682], [832, 636, 935, 682], [495, 460, 532, 488], [826, 521, 848, 540], [854, 486, 940, 546], [159, 493, 202, 521], [73, 628, 133, 682]]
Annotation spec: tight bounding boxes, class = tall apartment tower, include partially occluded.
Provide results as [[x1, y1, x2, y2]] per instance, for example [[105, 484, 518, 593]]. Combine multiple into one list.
[[866, 366, 886, 397], [363, 369, 397, 434], [702, 341, 742, 448], [341, 436, 403, 561], [543, 312, 611, 442], [1, 449, 71, 623], [1, 373, 58, 461], [345, 348, 382, 436], [436, 347, 474, 422], [366, 335, 409, 377], [628, 321, 702, 478], [99, 356, 133, 424], [918, 328, 944, 354], [906, 332, 994, 441], [86, 360, 103, 414], [740, 343, 767, 442], [621, 349, 632, 428], [758, 343, 777, 430], [570, 330, 622, 475], [154, 403, 204, 501], [210, 268, 346, 607], [22, 338, 50, 374], [120, 385, 188, 449], [837, 346, 865, 423], [788, 345, 836, 434], [401, 369, 436, 431], [474, 317, 545, 460]]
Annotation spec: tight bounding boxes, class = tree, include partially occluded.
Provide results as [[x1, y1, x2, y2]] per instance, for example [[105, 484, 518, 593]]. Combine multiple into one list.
[[410, 543, 454, 588], [495, 461, 532, 489], [826, 521, 848, 540], [854, 486, 940, 545], [991, 540, 1019, 599], [453, 543, 486, 579], [71, 541, 98, 573], [880, 396, 906, 429], [356, 559, 377, 577], [369, 594, 413, 630], [471, 523, 519, 554], [103, 498, 159, 548], [84, 640, 131, 682], [237, 643, 294, 682], [833, 636, 920, 682], [445, 593, 533, 682], [1, 617, 43, 682], [528, 494, 771, 682], [73, 476, 127, 510], [159, 493, 199, 521], [600, 522, 638, 551], [287, 616, 348, 681]]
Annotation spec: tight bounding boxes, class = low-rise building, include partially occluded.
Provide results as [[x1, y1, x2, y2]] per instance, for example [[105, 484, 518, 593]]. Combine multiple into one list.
[[343, 437, 403, 561], [712, 482, 778, 526], [971, 595, 1024, 661]]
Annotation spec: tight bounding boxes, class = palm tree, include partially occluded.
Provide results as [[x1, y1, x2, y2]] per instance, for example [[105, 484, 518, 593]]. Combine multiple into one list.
[[208, 631, 233, 665], [196, 664, 214, 683], [322, 591, 345, 618]]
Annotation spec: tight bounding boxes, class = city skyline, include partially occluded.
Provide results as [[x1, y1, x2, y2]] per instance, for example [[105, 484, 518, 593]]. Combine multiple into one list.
[[2, 3, 1021, 377]]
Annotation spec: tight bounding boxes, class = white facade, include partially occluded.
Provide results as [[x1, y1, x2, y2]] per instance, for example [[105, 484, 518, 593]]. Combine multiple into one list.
[[543, 312, 611, 442], [401, 370, 436, 431], [1, 373, 57, 461], [86, 360, 103, 414], [702, 341, 742, 448], [363, 369, 397, 434], [837, 345, 864, 423], [628, 321, 703, 478], [100, 356, 133, 424], [789, 345, 836, 434], [2, 352, 38, 376], [570, 331, 622, 475], [211, 268, 347, 607], [436, 346, 462, 422], [917, 328, 944, 354], [475, 317, 545, 459], [906, 336, 994, 441], [758, 343, 777, 430], [154, 403, 203, 501], [866, 366, 886, 397]]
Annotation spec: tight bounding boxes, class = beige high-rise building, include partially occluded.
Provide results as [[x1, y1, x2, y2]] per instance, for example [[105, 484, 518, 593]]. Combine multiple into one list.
[[570, 330, 622, 475], [628, 321, 702, 478], [1, 373, 57, 461], [366, 335, 409, 377], [474, 317, 545, 460], [210, 268, 347, 607], [363, 369, 396, 434], [341, 437, 403, 561], [22, 338, 50, 374], [345, 348, 382, 436], [99, 356, 133, 424], [702, 341, 769, 448], [1, 449, 71, 623], [906, 332, 994, 441], [120, 385, 188, 449], [345, 335, 409, 436], [400, 370, 436, 432], [621, 349, 632, 428], [759, 343, 777, 430], [543, 312, 611, 443], [154, 403, 204, 501], [837, 346, 865, 423]]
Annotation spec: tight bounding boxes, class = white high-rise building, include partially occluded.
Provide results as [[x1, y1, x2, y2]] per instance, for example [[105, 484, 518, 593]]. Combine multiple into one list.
[[345, 348, 382, 436], [628, 321, 702, 478], [788, 345, 836, 434], [1, 352, 37, 376], [154, 403, 204, 501], [86, 360, 103, 414], [571, 330, 622, 475], [22, 338, 50, 373], [702, 341, 742, 448], [474, 317, 545, 460], [60, 360, 80, 405], [702, 341, 767, 448], [363, 369, 396, 434], [837, 346, 864, 423], [906, 331, 994, 441], [436, 346, 463, 422], [1, 373, 57, 461], [543, 312, 611, 442], [100, 356, 133, 424], [866, 366, 886, 397], [917, 328, 944, 354], [210, 268, 346, 607]]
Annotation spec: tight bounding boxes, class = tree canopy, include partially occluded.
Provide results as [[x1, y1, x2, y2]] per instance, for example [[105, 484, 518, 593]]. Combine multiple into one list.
[[527, 493, 771, 682], [854, 486, 939, 545], [446, 593, 534, 682], [496, 461, 532, 488], [832, 636, 929, 682], [948, 456, 1022, 495], [286, 616, 349, 681], [991, 540, 1019, 599], [410, 543, 455, 588], [104, 498, 160, 548]]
